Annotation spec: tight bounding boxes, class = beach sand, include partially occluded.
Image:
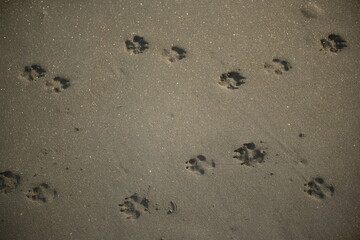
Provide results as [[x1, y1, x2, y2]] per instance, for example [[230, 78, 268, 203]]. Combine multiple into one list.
[[0, 0, 359, 239]]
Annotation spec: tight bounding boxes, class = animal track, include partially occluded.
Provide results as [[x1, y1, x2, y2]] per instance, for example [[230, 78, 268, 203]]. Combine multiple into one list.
[[304, 177, 334, 200], [21, 64, 46, 81], [125, 35, 149, 54], [167, 201, 177, 215], [233, 142, 266, 166], [264, 58, 292, 75], [320, 34, 347, 53], [300, 3, 323, 19], [185, 155, 215, 175], [20, 65, 70, 93], [26, 183, 58, 203], [300, 8, 317, 19], [162, 46, 187, 62], [46, 77, 70, 92], [119, 193, 150, 219], [218, 71, 246, 89], [0, 171, 21, 194]]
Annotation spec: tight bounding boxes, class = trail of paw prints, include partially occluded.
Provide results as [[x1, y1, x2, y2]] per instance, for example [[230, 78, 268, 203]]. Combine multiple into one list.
[[218, 70, 246, 90], [118, 193, 150, 220], [162, 46, 187, 63], [320, 34, 347, 53], [45, 77, 70, 93], [125, 35, 149, 54], [0, 171, 21, 194], [304, 177, 334, 200], [20, 64, 71, 93], [20, 65, 46, 81], [26, 183, 58, 203], [264, 58, 292, 75], [185, 155, 215, 175], [233, 142, 267, 167]]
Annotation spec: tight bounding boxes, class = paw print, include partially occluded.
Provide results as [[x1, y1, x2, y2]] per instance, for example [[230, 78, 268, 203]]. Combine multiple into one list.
[[26, 183, 58, 203], [20, 64, 46, 81], [320, 34, 347, 53], [46, 77, 70, 93], [125, 35, 149, 54], [162, 46, 187, 62], [218, 71, 246, 89], [0, 171, 21, 194], [304, 177, 334, 200], [264, 58, 292, 75], [233, 142, 266, 166], [185, 155, 215, 175], [19, 65, 70, 93], [119, 193, 150, 220]]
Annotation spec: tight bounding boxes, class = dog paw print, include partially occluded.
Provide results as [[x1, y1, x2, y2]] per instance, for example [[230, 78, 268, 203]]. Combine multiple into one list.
[[46, 77, 70, 92], [218, 71, 246, 90], [233, 142, 266, 166], [320, 34, 347, 53], [185, 155, 215, 175], [0, 171, 21, 194], [20, 64, 46, 81], [304, 177, 334, 200], [162, 46, 187, 63], [26, 183, 58, 203], [264, 58, 292, 75], [119, 193, 150, 220], [125, 35, 149, 54]]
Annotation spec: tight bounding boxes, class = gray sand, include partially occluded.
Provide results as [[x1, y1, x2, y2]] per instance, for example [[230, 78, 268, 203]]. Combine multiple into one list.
[[0, 0, 359, 239]]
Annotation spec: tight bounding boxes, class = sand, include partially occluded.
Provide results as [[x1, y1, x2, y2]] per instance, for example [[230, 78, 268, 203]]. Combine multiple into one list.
[[0, 0, 359, 239]]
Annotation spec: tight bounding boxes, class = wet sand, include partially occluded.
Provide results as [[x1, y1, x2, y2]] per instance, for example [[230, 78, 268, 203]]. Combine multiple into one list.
[[0, 0, 359, 239]]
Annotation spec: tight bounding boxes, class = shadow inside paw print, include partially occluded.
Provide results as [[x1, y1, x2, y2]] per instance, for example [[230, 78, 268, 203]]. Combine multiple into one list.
[[218, 71, 246, 90], [26, 183, 58, 203], [233, 142, 266, 166], [125, 35, 149, 54], [264, 58, 292, 75], [46, 77, 70, 92], [162, 46, 187, 62], [304, 177, 334, 200], [185, 155, 215, 175], [320, 34, 347, 53], [0, 171, 21, 194], [21, 65, 46, 81], [119, 193, 150, 220]]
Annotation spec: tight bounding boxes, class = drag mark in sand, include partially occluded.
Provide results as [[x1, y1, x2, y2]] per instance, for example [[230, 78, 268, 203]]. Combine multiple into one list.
[[0, 171, 21, 194], [167, 201, 177, 215], [185, 155, 215, 175], [119, 193, 150, 220], [300, 3, 324, 19], [304, 177, 334, 200], [233, 142, 267, 167], [125, 35, 149, 54], [218, 70, 246, 90]]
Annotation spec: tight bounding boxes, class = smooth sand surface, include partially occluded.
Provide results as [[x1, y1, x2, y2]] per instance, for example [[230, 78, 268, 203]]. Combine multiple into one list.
[[0, 0, 359, 239]]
